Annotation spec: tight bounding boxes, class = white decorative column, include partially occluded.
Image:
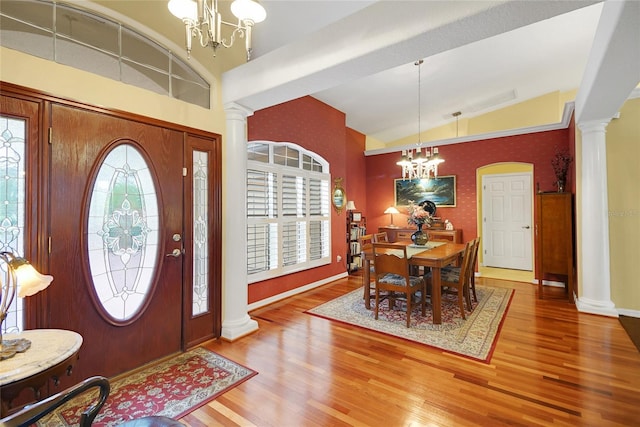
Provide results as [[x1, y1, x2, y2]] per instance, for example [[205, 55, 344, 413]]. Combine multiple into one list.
[[221, 102, 259, 340], [576, 120, 617, 317]]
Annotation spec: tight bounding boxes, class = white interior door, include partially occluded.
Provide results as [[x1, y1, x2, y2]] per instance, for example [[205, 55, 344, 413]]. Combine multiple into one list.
[[482, 173, 533, 270]]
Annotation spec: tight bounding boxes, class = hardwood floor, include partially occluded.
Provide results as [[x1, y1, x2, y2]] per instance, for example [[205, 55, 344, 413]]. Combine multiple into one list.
[[180, 275, 640, 426]]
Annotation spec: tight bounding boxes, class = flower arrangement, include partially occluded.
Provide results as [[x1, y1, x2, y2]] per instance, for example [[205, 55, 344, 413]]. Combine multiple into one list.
[[407, 201, 433, 228], [551, 146, 573, 182]]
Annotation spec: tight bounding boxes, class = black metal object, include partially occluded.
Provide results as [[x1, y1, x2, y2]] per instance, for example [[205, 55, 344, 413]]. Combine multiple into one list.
[[0, 376, 110, 427]]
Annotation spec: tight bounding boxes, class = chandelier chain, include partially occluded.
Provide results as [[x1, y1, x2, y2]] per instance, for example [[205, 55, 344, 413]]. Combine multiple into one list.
[[397, 59, 444, 181], [417, 59, 422, 146]]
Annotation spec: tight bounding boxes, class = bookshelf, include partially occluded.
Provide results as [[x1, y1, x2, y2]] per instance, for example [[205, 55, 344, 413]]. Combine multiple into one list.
[[347, 211, 366, 273]]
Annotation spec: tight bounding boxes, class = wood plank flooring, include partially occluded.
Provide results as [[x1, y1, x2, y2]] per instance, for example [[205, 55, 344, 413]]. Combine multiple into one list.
[[180, 275, 640, 426]]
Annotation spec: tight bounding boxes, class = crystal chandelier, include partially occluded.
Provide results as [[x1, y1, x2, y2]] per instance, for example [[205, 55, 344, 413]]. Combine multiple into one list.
[[397, 60, 444, 180], [168, 0, 267, 61]]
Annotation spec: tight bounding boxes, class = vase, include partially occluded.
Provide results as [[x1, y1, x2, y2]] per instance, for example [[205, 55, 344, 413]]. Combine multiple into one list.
[[411, 224, 429, 246], [557, 179, 565, 193]]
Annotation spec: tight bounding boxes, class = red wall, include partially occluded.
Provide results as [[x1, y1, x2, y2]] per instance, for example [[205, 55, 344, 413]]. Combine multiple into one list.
[[365, 129, 573, 240], [247, 96, 366, 303], [345, 127, 367, 221], [247, 95, 572, 303]]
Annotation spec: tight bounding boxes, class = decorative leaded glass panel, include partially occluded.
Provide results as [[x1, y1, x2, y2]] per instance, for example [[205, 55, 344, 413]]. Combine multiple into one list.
[[0, 116, 26, 334], [192, 150, 209, 316], [87, 143, 159, 322]]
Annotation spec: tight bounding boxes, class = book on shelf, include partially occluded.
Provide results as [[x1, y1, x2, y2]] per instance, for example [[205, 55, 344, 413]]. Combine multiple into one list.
[[350, 242, 361, 254]]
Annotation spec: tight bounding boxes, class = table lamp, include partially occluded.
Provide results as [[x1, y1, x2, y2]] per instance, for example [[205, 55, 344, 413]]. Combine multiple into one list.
[[0, 252, 53, 360], [345, 201, 356, 211], [384, 206, 400, 228]]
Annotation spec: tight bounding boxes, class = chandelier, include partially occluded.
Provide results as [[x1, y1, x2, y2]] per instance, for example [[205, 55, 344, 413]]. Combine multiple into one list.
[[397, 60, 444, 180], [168, 0, 267, 61]]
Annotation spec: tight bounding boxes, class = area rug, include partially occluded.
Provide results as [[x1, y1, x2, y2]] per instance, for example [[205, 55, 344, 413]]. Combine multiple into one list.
[[37, 347, 257, 426], [307, 286, 513, 363]]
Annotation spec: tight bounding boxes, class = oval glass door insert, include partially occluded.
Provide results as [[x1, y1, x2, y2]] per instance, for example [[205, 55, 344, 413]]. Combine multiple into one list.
[[87, 143, 159, 322]]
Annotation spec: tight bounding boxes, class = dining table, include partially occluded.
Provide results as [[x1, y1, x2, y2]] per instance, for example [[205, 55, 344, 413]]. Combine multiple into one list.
[[362, 240, 467, 324]]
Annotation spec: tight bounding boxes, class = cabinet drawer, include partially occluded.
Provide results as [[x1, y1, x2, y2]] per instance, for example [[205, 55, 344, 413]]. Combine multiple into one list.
[[396, 231, 413, 240]]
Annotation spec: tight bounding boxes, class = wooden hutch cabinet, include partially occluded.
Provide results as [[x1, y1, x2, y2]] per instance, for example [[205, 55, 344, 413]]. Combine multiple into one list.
[[535, 192, 575, 300], [378, 226, 462, 243]]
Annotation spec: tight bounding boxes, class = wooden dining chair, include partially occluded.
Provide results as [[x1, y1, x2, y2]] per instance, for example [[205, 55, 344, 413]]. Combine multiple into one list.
[[425, 239, 474, 319], [442, 237, 479, 310], [467, 237, 480, 305], [359, 234, 375, 305], [373, 232, 389, 243], [372, 242, 426, 327]]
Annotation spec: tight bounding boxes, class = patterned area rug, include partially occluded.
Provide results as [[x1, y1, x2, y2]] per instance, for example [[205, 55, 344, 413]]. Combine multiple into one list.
[[307, 285, 513, 362], [38, 347, 257, 426]]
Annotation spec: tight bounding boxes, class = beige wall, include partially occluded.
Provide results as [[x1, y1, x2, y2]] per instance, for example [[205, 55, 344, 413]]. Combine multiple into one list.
[[604, 98, 640, 311], [0, 48, 226, 133], [376, 90, 575, 149]]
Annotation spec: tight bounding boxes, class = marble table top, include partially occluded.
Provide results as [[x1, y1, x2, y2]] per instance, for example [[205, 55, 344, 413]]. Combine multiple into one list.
[[0, 329, 83, 386]]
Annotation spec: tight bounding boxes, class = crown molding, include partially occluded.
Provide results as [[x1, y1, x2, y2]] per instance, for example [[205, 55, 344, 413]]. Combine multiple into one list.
[[364, 102, 576, 157]]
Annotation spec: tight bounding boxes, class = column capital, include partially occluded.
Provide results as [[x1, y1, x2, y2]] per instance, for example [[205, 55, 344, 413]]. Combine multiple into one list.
[[224, 102, 254, 120], [577, 119, 611, 134]]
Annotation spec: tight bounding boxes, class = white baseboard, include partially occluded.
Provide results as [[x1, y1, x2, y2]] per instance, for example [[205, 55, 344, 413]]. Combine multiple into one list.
[[531, 278, 566, 288], [618, 308, 640, 318], [248, 271, 349, 312]]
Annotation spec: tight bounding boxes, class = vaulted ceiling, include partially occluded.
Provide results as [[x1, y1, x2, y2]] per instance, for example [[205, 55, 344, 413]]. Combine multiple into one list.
[[223, 1, 605, 144], [93, 1, 622, 146]]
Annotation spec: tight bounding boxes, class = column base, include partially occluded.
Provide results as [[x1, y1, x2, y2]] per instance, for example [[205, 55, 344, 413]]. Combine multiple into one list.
[[576, 297, 618, 317], [221, 315, 259, 341]]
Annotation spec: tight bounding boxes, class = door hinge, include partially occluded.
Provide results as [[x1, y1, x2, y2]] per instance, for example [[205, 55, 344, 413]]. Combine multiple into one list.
[[183, 167, 187, 177], [48, 127, 53, 144]]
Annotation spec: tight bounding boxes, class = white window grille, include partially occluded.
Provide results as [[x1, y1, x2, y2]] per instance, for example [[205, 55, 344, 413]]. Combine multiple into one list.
[[247, 142, 330, 283]]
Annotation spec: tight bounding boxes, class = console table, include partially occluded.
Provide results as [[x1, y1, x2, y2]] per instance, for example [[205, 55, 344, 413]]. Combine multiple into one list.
[[378, 226, 462, 243], [0, 329, 83, 416]]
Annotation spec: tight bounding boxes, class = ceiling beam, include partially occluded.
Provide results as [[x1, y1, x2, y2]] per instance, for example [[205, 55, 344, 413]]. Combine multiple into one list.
[[575, 0, 640, 123], [222, 0, 599, 112]]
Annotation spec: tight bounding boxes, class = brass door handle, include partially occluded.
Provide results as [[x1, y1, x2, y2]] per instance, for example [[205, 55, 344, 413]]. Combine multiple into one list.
[[166, 248, 182, 257]]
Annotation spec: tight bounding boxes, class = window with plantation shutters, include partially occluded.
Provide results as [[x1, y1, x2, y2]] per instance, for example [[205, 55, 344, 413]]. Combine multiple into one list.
[[247, 141, 330, 283]]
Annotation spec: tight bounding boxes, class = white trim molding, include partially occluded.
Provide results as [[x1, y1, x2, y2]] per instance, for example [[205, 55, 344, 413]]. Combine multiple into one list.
[[247, 272, 348, 312]]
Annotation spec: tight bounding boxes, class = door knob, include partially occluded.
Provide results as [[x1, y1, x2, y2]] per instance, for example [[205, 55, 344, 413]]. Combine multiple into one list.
[[522, 225, 531, 229], [166, 248, 182, 257]]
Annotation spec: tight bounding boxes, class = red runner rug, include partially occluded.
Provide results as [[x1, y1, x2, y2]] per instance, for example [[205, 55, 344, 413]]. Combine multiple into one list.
[[38, 347, 257, 426]]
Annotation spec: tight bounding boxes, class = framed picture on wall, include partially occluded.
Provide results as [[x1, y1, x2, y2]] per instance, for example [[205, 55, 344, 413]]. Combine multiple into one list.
[[394, 175, 456, 207]]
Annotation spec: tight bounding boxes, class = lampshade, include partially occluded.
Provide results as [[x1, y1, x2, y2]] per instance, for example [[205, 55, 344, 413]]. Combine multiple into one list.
[[168, 0, 197, 21], [231, 0, 267, 23], [384, 206, 400, 215], [345, 201, 356, 211], [1, 252, 54, 359], [15, 262, 54, 298]]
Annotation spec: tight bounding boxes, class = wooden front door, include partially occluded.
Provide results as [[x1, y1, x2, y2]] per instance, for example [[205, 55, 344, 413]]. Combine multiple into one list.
[[47, 104, 185, 381]]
